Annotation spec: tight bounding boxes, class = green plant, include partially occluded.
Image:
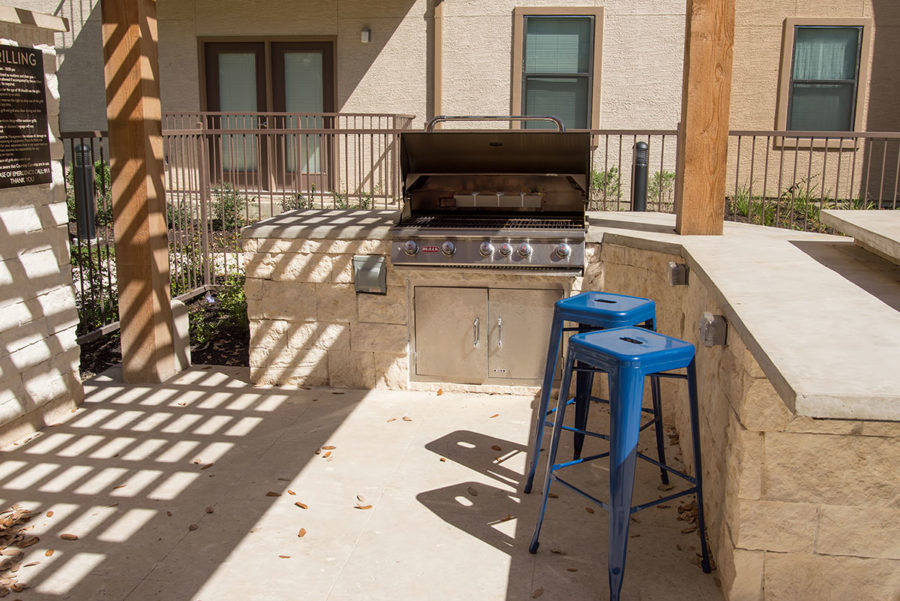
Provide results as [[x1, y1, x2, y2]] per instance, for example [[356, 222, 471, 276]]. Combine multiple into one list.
[[211, 184, 246, 231], [648, 170, 676, 205], [189, 272, 248, 347], [281, 193, 311, 212], [166, 196, 195, 229], [334, 193, 348, 209], [591, 168, 621, 201], [70, 241, 119, 334]]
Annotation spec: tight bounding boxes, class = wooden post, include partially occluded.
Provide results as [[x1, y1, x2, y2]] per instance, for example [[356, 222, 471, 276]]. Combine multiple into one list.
[[101, 0, 177, 382], [674, 0, 736, 235]]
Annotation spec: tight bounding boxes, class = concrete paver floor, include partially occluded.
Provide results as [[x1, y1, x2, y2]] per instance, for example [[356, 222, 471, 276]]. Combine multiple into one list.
[[0, 366, 725, 601]]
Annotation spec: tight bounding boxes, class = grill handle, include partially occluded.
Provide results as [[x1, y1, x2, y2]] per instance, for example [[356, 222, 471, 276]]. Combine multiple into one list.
[[425, 115, 565, 132], [473, 317, 480, 348]]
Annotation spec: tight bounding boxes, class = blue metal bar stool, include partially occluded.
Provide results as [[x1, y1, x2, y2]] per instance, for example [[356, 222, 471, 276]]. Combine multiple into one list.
[[523, 291, 669, 495], [529, 326, 711, 601]]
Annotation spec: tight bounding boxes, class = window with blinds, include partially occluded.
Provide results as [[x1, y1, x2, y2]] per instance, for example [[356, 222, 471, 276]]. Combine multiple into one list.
[[787, 26, 863, 131], [522, 16, 594, 130]]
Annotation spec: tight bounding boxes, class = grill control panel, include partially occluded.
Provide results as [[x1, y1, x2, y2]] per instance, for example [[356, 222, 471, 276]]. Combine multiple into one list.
[[391, 235, 584, 270]]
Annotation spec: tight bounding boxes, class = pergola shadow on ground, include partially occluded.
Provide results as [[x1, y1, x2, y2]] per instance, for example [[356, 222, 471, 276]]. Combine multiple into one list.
[[0, 366, 722, 601]]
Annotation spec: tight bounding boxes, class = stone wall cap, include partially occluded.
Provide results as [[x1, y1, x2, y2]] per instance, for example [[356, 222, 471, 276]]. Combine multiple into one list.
[[586, 211, 900, 422], [0, 6, 69, 32], [242, 209, 397, 241]]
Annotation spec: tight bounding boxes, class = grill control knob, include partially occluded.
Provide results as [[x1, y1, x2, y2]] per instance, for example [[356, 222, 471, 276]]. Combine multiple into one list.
[[441, 241, 456, 256], [498, 242, 512, 257], [518, 243, 533, 258], [555, 243, 571, 258], [402, 240, 419, 256], [479, 242, 495, 257]]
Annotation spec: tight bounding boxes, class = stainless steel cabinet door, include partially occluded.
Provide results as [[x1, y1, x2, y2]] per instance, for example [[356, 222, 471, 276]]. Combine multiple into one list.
[[488, 288, 562, 380], [414, 287, 488, 383]]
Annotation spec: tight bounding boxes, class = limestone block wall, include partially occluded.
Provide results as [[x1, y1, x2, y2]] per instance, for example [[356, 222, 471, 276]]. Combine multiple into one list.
[[243, 237, 409, 389], [0, 11, 84, 447], [586, 242, 900, 601]]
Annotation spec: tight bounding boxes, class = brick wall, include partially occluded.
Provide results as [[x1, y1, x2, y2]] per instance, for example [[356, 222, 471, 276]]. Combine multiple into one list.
[[589, 242, 900, 601], [0, 15, 84, 446]]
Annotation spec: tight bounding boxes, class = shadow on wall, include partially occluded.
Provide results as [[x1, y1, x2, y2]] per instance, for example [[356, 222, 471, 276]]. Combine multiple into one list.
[[863, 1, 900, 205], [52, 0, 108, 132], [0, 204, 82, 440]]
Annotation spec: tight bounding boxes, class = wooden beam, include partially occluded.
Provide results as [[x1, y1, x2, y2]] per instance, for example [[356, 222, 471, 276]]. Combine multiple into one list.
[[674, 0, 736, 235], [101, 0, 177, 383]]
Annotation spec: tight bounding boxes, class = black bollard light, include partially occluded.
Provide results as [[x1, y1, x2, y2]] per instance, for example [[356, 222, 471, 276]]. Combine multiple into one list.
[[631, 141, 648, 211], [73, 144, 96, 240]]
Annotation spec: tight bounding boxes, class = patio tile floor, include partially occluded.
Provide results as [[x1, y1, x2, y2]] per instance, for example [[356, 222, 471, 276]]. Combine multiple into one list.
[[1, 366, 724, 601]]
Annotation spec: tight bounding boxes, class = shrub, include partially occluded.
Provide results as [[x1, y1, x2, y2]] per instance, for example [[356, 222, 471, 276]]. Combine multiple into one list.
[[211, 184, 246, 231], [189, 272, 248, 347], [648, 170, 676, 206], [65, 159, 113, 227], [591, 168, 621, 201], [281, 193, 311, 212]]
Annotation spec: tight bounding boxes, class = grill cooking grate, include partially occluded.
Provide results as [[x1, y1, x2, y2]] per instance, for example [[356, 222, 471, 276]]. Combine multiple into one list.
[[399, 215, 584, 230]]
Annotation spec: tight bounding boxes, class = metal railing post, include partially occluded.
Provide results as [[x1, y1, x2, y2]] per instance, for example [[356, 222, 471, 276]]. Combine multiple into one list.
[[196, 120, 212, 287]]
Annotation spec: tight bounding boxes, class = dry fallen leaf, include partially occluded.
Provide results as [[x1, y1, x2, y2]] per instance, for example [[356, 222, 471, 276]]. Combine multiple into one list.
[[201, 463, 214, 470], [18, 536, 39, 548], [436, 388, 443, 396], [548, 493, 559, 499], [60, 534, 78, 541], [656, 504, 671, 509], [278, 555, 291, 559], [315, 449, 322, 455], [491, 445, 502, 451], [297, 528, 307, 538], [322, 451, 332, 459], [439, 457, 446, 462], [295, 502, 308, 510], [23, 562, 39, 568], [386, 418, 397, 423], [205, 506, 214, 514], [322, 445, 336, 450], [11, 583, 27, 592], [166, 511, 173, 517], [466, 486, 478, 497], [532, 587, 544, 598], [566, 567, 578, 572], [402, 416, 412, 422], [265, 492, 281, 497], [112, 484, 126, 490], [354, 504, 373, 510], [277, 477, 290, 482], [489, 413, 499, 419], [356, 495, 367, 503], [188, 524, 198, 531], [287, 490, 296, 496], [44, 550, 54, 557], [585, 507, 595, 514], [45, 511, 54, 518]]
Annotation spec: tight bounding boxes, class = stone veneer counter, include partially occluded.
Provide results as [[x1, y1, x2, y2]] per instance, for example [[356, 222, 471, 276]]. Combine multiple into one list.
[[244, 209, 899, 421], [587, 212, 900, 421]]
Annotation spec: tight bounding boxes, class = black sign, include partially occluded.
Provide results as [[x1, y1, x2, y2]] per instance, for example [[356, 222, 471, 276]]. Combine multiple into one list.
[[0, 46, 52, 189]]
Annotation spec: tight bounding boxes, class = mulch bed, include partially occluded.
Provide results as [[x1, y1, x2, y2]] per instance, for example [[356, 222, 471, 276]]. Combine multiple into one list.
[[78, 299, 249, 381]]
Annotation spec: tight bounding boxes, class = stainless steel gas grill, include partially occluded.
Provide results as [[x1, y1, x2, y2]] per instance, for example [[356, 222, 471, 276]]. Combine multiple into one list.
[[390, 116, 591, 274]]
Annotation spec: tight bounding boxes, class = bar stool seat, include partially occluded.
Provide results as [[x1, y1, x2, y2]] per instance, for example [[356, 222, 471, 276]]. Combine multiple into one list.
[[529, 326, 712, 601], [523, 291, 667, 495]]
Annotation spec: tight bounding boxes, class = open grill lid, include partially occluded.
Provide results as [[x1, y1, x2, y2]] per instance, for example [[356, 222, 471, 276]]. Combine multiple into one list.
[[399, 130, 592, 219]]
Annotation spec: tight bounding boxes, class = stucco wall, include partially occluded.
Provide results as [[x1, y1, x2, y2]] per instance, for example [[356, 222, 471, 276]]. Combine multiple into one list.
[[0, 14, 84, 447]]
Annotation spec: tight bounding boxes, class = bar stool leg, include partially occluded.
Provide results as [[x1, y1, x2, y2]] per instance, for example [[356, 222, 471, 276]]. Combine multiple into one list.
[[687, 359, 712, 573], [649, 374, 670, 485], [572, 364, 592, 460], [608, 365, 645, 601], [524, 312, 565, 494], [529, 352, 576, 554]]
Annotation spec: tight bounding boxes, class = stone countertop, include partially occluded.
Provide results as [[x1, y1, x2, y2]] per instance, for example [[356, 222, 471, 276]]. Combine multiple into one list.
[[242, 209, 398, 240], [588, 212, 900, 422], [820, 209, 900, 265], [243, 209, 900, 421]]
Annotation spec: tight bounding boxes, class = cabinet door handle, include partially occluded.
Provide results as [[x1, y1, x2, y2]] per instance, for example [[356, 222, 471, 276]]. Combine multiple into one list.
[[473, 317, 480, 348], [497, 317, 503, 348]]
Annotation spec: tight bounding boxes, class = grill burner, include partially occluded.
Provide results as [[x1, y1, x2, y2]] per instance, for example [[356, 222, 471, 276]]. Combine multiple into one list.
[[399, 215, 584, 230]]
